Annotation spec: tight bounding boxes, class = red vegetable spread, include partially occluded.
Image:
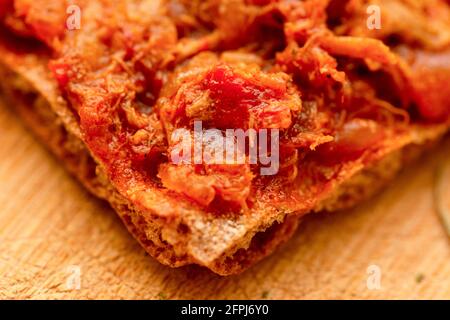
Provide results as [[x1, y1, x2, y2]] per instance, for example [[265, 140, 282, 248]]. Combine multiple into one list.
[[1, 0, 449, 213]]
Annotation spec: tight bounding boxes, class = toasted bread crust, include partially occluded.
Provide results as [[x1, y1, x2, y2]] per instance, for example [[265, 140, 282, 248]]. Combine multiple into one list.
[[1, 62, 447, 275], [0, 66, 300, 273]]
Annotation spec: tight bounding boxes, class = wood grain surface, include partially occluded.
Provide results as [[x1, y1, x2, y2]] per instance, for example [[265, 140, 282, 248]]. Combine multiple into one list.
[[0, 100, 449, 300]]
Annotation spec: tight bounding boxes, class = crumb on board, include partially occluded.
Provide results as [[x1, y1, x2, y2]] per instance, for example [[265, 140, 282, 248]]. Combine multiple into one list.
[[415, 273, 425, 284], [157, 292, 167, 300]]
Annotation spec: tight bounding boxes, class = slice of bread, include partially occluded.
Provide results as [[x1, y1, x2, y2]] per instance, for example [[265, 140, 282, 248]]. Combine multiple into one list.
[[1, 48, 448, 275]]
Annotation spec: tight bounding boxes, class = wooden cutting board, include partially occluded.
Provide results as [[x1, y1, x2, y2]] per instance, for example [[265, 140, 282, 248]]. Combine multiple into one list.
[[0, 101, 449, 300]]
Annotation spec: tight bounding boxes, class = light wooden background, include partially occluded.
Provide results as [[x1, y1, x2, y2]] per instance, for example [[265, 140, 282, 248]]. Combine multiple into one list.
[[0, 101, 449, 300]]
